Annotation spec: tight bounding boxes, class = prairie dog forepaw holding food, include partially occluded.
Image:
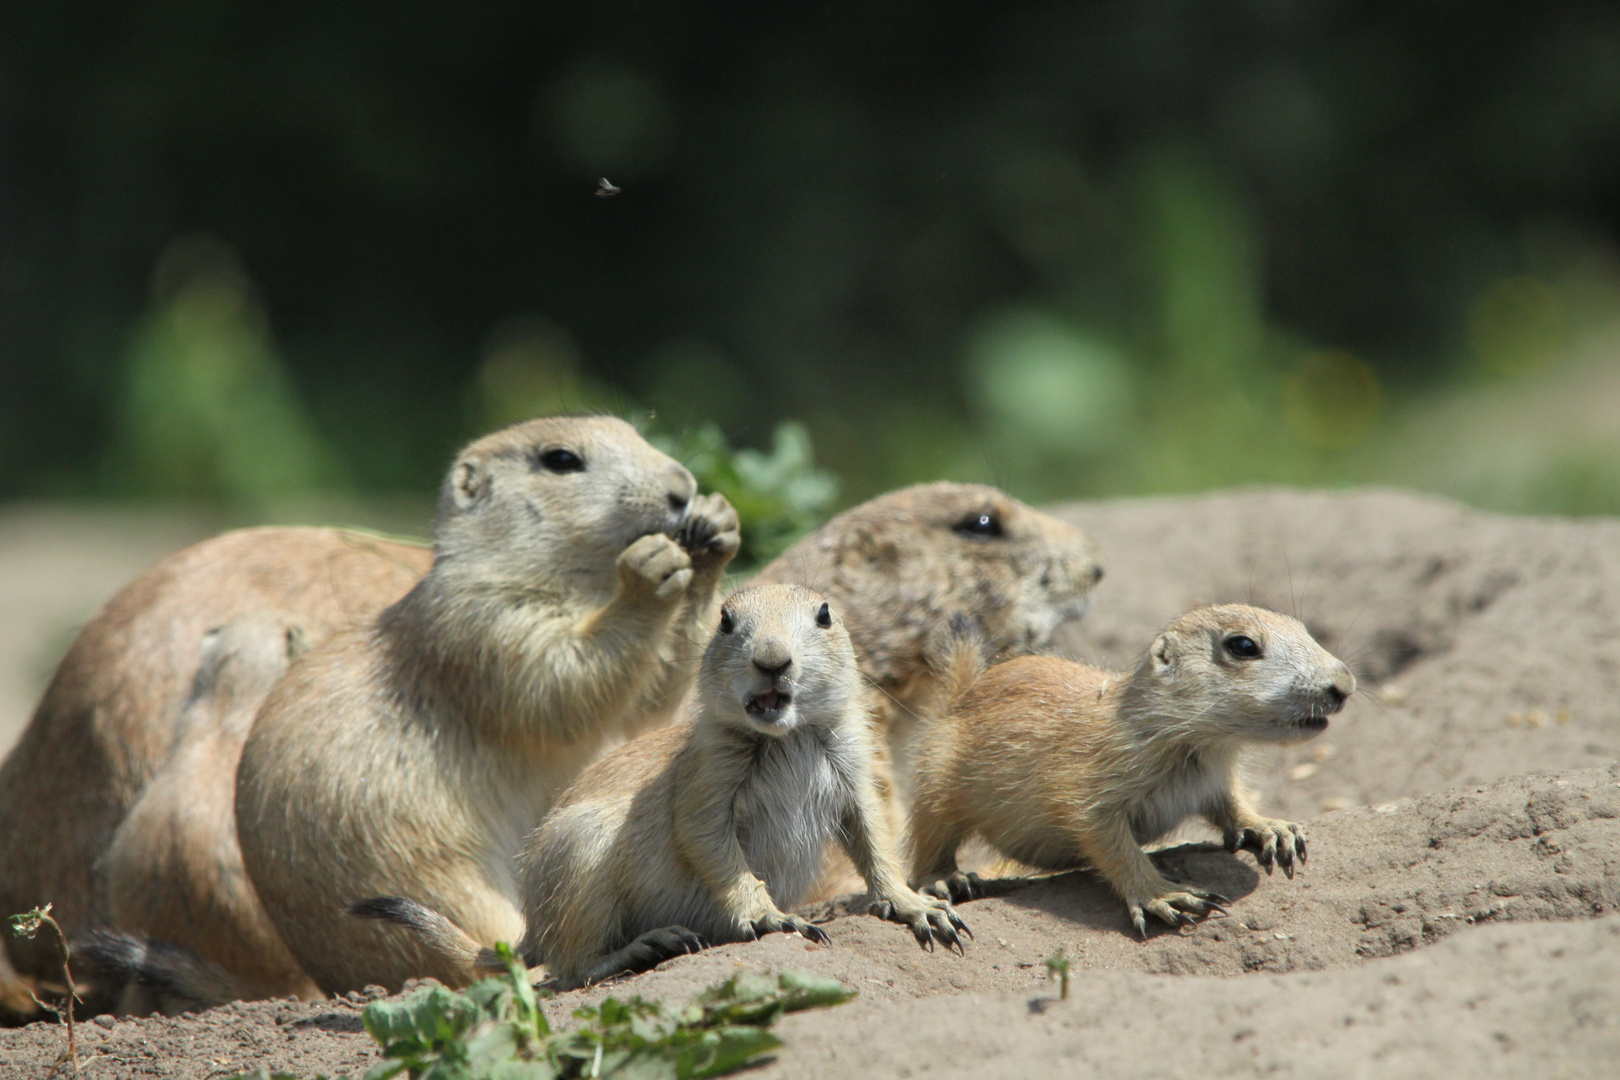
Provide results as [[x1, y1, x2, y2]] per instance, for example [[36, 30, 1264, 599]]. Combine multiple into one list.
[[677, 492, 741, 572], [617, 533, 694, 602]]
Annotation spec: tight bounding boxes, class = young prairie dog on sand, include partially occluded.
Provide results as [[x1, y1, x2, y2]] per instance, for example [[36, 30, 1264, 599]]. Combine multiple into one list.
[[360, 584, 967, 989], [233, 416, 739, 995], [909, 604, 1354, 937]]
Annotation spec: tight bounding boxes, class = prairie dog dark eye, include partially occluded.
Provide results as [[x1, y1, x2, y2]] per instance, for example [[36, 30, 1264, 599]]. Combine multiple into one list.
[[953, 510, 1004, 539], [718, 608, 735, 635], [537, 448, 585, 473], [815, 602, 832, 629], [1224, 635, 1262, 660]]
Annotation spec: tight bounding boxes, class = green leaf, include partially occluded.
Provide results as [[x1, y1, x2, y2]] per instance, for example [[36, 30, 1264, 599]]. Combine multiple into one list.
[[363, 984, 485, 1056], [683, 1027, 783, 1080], [775, 969, 858, 1011]]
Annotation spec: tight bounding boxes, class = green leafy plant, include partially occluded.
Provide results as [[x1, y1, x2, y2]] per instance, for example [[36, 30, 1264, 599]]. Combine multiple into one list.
[[654, 421, 839, 571], [234, 945, 853, 1080], [10, 903, 81, 1077]]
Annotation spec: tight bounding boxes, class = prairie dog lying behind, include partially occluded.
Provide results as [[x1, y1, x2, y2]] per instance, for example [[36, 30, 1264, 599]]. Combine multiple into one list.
[[909, 604, 1354, 937], [359, 583, 967, 989]]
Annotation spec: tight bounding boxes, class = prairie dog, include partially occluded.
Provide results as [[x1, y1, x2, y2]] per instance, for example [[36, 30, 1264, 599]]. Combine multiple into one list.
[[524, 583, 966, 987], [753, 482, 1103, 744], [909, 604, 1355, 937], [234, 415, 738, 995], [0, 527, 428, 1011], [0, 476, 1096, 1011], [365, 584, 966, 989], [93, 614, 321, 1005]]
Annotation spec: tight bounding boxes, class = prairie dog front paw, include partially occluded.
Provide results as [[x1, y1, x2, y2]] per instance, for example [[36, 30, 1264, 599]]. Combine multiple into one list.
[[739, 910, 830, 945], [617, 533, 694, 602], [870, 891, 970, 953], [1126, 883, 1228, 939], [675, 493, 741, 574], [1225, 818, 1307, 877]]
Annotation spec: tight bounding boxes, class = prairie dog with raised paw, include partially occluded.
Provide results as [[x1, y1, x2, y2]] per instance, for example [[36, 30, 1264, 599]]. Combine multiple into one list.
[[360, 583, 968, 989], [235, 415, 739, 995], [909, 604, 1354, 937]]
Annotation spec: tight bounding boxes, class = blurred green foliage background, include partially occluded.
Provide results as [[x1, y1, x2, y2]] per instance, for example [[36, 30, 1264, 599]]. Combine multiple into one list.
[[3, 2, 1620, 520]]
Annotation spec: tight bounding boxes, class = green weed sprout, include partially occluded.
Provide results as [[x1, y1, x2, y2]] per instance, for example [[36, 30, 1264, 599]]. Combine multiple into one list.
[[10, 903, 80, 1076], [1044, 947, 1071, 1001]]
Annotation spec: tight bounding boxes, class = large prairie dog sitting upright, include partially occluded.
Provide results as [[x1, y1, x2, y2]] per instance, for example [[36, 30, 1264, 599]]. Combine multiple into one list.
[[235, 416, 739, 994], [909, 604, 1355, 937], [364, 584, 968, 988]]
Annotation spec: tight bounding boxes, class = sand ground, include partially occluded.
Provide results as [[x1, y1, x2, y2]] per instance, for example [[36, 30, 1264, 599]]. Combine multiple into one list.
[[2, 487, 1617, 1078]]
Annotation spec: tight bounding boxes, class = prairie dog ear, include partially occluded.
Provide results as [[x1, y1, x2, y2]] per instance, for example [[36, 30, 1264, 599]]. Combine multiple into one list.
[[451, 457, 491, 510], [1150, 632, 1177, 673]]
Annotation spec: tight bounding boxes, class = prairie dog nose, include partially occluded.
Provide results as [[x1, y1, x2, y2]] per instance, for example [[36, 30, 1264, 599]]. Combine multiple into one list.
[[751, 639, 792, 680], [665, 463, 697, 515], [1324, 664, 1356, 709]]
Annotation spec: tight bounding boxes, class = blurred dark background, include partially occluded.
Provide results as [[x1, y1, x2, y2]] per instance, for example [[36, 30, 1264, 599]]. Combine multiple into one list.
[[3, 0, 1620, 515]]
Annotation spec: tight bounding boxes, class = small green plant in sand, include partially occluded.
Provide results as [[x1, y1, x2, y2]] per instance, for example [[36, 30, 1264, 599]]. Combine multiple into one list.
[[1044, 947, 1071, 1001], [233, 944, 854, 1080], [9, 903, 81, 1076], [654, 421, 839, 571]]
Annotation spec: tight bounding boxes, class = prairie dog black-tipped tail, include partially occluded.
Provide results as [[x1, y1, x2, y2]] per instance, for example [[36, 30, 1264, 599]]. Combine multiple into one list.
[[75, 930, 250, 1014], [347, 897, 504, 981], [923, 614, 992, 710]]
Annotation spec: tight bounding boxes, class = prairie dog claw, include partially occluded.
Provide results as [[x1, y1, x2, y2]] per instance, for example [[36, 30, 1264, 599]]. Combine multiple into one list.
[[1226, 819, 1308, 879], [1127, 884, 1225, 938]]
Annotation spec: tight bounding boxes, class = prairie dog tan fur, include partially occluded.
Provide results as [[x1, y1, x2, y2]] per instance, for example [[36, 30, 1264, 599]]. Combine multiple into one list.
[[522, 583, 966, 987], [0, 528, 428, 1014], [234, 416, 738, 994], [95, 614, 321, 1004], [909, 604, 1354, 936], [361, 584, 969, 989], [753, 482, 1103, 744], [753, 484, 1104, 896]]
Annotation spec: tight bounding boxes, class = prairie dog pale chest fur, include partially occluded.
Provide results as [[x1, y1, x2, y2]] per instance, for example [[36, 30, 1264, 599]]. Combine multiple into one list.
[[234, 416, 739, 996], [909, 604, 1355, 937], [516, 584, 968, 988]]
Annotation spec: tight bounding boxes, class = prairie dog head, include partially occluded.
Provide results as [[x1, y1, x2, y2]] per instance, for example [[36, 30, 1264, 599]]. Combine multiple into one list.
[[1132, 604, 1355, 743], [699, 584, 861, 737], [182, 613, 309, 739], [756, 482, 1104, 689], [433, 415, 697, 591]]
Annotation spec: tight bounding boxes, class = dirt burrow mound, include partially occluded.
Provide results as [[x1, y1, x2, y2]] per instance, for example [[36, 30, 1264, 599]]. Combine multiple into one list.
[[1049, 488, 1620, 821], [755, 917, 1620, 1080]]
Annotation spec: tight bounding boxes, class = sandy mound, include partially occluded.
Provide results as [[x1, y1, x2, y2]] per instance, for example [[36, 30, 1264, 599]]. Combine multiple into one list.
[[3, 488, 1617, 1077], [1050, 488, 1620, 821]]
